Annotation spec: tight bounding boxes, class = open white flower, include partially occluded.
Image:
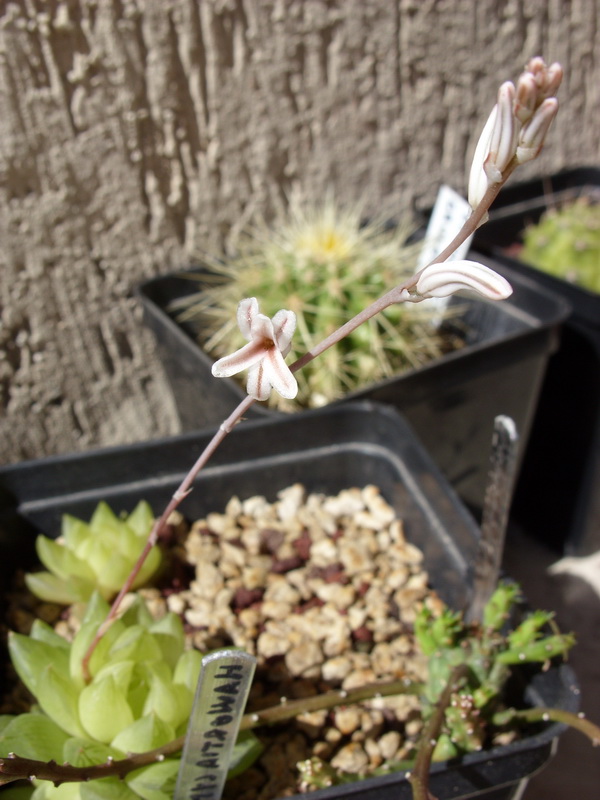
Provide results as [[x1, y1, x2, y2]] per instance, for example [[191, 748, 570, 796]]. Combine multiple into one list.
[[211, 297, 298, 401], [405, 260, 513, 302]]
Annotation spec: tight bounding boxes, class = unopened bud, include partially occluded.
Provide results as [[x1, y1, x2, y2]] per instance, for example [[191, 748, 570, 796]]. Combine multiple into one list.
[[515, 72, 538, 123], [485, 82, 519, 182], [516, 98, 559, 164], [468, 105, 498, 209], [412, 260, 513, 302]]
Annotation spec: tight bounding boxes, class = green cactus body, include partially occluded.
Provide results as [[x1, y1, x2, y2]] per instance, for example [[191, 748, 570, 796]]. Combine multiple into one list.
[[520, 198, 600, 293], [181, 198, 463, 410]]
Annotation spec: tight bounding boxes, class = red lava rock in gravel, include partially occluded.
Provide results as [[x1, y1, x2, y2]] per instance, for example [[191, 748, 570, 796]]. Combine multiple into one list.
[[292, 530, 312, 560], [260, 528, 285, 554], [232, 587, 265, 610], [294, 597, 325, 614], [177, 483, 436, 800], [271, 555, 304, 574], [352, 625, 374, 643]]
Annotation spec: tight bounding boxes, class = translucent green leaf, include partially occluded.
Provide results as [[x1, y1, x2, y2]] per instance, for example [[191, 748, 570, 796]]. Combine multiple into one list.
[[122, 664, 151, 720], [79, 674, 134, 744], [228, 730, 264, 778], [173, 650, 202, 694], [126, 502, 155, 538], [132, 547, 161, 589], [108, 626, 163, 665], [8, 632, 69, 696], [111, 714, 175, 753], [119, 597, 154, 629], [0, 715, 14, 734], [30, 620, 71, 649], [126, 760, 180, 800], [113, 524, 144, 563], [0, 713, 69, 761], [93, 660, 135, 693], [32, 782, 81, 800], [36, 663, 86, 738], [61, 515, 92, 557], [80, 777, 138, 800], [148, 614, 185, 669], [90, 502, 122, 535], [70, 597, 126, 685], [24, 572, 82, 605], [35, 537, 95, 584], [95, 553, 139, 595], [142, 664, 191, 729], [63, 738, 122, 768]]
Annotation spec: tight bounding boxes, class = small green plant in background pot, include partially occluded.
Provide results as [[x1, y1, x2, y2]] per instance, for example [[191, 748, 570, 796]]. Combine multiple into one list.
[[519, 197, 600, 293], [176, 197, 462, 411]]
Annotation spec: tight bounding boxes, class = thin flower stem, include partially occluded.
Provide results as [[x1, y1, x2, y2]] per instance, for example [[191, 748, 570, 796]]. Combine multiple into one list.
[[81, 395, 256, 680], [492, 707, 600, 745], [83, 167, 514, 677], [408, 665, 469, 800]]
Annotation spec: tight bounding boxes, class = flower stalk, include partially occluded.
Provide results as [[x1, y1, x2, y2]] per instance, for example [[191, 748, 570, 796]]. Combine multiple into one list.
[[82, 58, 562, 672], [5, 58, 573, 800]]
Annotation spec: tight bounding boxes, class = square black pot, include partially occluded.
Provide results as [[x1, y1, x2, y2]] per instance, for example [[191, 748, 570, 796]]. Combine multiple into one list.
[[0, 403, 579, 800], [474, 167, 600, 554], [135, 257, 569, 519]]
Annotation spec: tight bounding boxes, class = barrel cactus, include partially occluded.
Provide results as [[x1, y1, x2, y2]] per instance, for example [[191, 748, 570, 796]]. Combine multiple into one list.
[[180, 197, 459, 411], [520, 197, 600, 293]]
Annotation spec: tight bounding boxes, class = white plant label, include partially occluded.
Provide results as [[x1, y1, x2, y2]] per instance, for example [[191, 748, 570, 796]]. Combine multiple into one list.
[[417, 184, 474, 269], [174, 649, 257, 800]]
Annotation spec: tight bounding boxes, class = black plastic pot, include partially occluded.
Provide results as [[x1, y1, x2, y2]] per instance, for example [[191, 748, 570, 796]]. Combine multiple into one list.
[[474, 168, 600, 555], [0, 403, 579, 800], [135, 258, 569, 518]]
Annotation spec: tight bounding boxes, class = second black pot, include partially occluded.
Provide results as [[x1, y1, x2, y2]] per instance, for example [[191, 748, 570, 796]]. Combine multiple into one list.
[[136, 258, 569, 519]]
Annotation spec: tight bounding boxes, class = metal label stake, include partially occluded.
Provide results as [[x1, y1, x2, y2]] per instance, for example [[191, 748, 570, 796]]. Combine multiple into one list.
[[174, 649, 257, 800], [466, 415, 519, 622]]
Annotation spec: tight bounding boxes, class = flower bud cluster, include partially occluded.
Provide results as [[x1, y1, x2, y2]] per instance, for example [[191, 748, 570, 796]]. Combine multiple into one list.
[[468, 58, 563, 209]]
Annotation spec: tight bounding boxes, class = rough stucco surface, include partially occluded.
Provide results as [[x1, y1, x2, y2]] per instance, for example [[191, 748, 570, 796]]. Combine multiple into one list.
[[1, 0, 599, 462]]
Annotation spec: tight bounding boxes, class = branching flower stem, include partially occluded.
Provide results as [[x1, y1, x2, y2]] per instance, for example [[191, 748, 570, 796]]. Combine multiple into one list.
[[81, 166, 516, 679], [0, 678, 423, 785], [408, 665, 470, 800], [4, 680, 596, 788]]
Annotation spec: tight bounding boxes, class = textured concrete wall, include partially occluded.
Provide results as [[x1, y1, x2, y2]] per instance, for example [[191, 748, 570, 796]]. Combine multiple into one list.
[[1, 0, 599, 462]]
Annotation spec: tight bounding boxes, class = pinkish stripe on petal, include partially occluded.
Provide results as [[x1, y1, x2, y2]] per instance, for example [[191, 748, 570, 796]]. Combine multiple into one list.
[[415, 260, 512, 301], [237, 298, 259, 341], [246, 361, 271, 401], [263, 349, 298, 399], [272, 309, 297, 353], [211, 340, 266, 377]]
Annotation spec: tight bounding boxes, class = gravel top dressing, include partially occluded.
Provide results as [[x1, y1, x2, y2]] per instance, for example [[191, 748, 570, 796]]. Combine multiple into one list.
[[163, 483, 438, 799]]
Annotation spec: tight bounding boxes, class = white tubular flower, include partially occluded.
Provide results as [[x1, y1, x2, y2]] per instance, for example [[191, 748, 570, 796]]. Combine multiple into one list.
[[211, 298, 298, 401], [468, 58, 562, 210], [468, 104, 498, 210], [408, 260, 513, 302], [485, 81, 519, 183], [469, 82, 519, 209]]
